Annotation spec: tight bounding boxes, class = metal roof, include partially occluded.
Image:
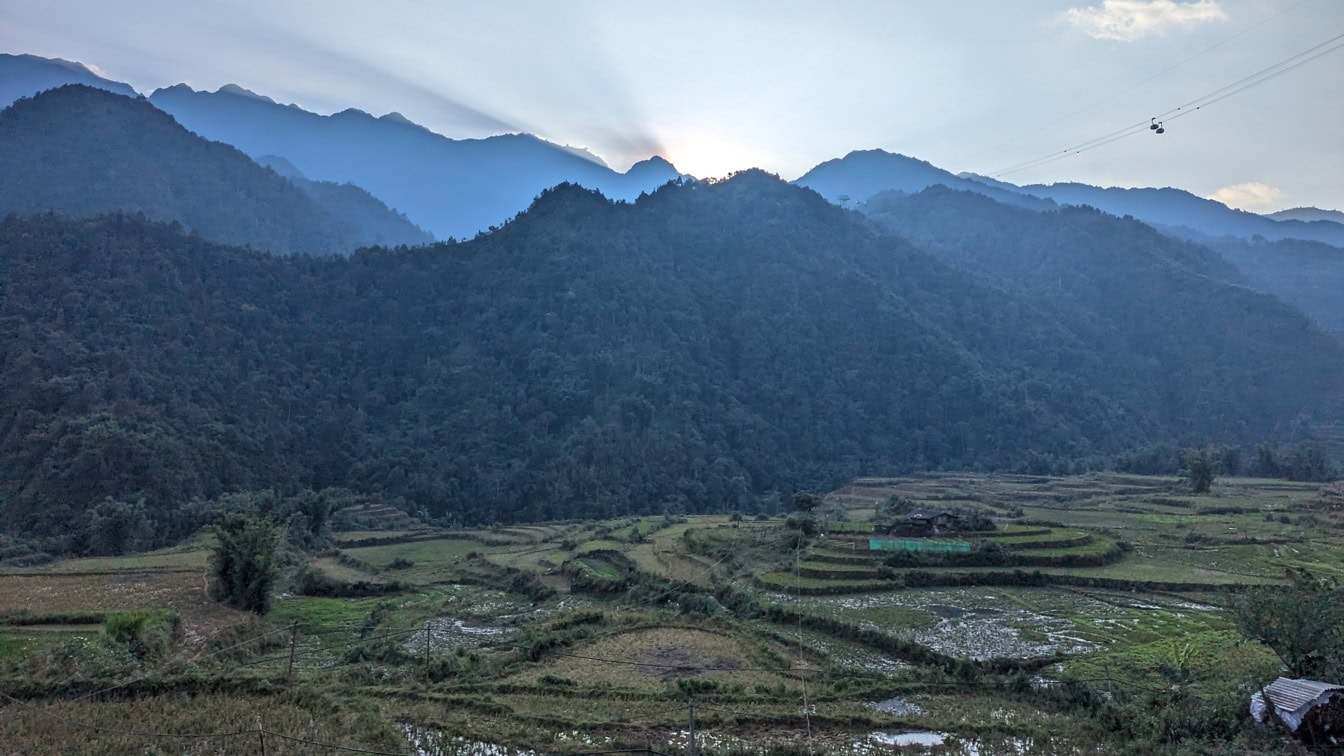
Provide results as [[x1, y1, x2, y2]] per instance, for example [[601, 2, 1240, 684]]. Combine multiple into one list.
[[1265, 677, 1344, 714]]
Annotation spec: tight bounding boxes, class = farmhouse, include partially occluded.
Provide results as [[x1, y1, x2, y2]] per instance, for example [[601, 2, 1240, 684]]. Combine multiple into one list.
[[881, 508, 960, 535], [907, 508, 959, 531]]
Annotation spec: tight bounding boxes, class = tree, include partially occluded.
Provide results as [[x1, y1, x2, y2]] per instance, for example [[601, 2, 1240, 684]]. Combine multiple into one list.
[[1184, 449, 1214, 494], [1233, 569, 1344, 679], [209, 509, 280, 614], [793, 492, 823, 514], [87, 498, 150, 556]]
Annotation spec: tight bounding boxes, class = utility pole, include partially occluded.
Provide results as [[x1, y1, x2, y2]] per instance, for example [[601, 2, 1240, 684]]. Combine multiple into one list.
[[255, 715, 267, 756], [424, 621, 432, 685], [687, 698, 697, 756]]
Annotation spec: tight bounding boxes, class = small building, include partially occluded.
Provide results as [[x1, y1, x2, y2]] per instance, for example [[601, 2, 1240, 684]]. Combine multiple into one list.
[[1251, 677, 1344, 745], [907, 508, 959, 531]]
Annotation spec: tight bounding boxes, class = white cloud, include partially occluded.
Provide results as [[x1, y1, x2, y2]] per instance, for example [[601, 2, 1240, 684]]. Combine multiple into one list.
[[1066, 0, 1227, 42], [1209, 182, 1286, 211]]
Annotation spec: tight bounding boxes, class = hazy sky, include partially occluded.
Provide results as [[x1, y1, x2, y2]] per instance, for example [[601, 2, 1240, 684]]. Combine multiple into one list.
[[4, 0, 1342, 210]]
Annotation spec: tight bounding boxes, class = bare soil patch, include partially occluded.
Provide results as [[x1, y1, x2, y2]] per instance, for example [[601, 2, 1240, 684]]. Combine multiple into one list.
[[636, 644, 743, 680]]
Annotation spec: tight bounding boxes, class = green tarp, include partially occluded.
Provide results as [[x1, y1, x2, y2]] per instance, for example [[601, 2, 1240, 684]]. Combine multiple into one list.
[[869, 538, 971, 554]]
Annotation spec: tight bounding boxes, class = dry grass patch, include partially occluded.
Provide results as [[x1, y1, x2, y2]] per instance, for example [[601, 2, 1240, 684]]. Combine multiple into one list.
[[0, 692, 404, 755], [0, 572, 244, 641], [509, 626, 798, 691]]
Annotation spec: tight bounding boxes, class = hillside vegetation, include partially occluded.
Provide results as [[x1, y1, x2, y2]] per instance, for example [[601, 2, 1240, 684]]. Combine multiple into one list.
[[1, 173, 1341, 554]]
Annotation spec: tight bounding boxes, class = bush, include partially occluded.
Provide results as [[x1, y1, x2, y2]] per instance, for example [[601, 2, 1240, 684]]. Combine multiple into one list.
[[104, 609, 180, 660], [294, 566, 404, 597]]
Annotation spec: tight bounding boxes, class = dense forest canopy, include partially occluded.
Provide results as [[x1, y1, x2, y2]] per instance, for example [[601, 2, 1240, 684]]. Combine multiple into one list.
[[1, 173, 1341, 554]]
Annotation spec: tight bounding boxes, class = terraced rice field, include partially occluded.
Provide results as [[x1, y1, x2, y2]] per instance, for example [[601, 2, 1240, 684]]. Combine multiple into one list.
[[2, 473, 1337, 754]]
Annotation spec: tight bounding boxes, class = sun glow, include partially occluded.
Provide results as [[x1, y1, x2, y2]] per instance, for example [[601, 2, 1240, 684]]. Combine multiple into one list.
[[660, 130, 777, 180]]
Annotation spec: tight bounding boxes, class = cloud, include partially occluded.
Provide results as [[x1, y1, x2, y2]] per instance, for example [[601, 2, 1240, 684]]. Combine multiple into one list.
[[1209, 182, 1286, 210], [1066, 0, 1227, 41]]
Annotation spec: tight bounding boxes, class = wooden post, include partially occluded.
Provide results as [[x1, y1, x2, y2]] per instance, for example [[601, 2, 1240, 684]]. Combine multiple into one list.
[[286, 623, 298, 680], [255, 716, 267, 756], [424, 621, 431, 684]]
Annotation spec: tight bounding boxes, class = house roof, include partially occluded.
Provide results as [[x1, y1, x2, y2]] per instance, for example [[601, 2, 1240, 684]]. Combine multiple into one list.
[[908, 508, 957, 520], [1265, 677, 1344, 713]]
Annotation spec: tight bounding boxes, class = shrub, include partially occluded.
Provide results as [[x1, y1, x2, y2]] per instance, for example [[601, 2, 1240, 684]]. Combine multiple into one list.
[[104, 609, 180, 660]]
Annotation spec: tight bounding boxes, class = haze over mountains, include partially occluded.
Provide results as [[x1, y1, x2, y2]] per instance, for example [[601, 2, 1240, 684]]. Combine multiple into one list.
[[0, 85, 430, 254], [1, 51, 1343, 553], [0, 53, 683, 241], [795, 149, 1344, 248], [6, 52, 1342, 247], [146, 83, 684, 240]]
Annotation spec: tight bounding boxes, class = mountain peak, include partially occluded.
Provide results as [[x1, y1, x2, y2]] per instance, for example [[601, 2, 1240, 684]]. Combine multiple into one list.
[[332, 107, 375, 120], [216, 84, 275, 104], [378, 111, 427, 131], [624, 155, 682, 180], [149, 83, 194, 98]]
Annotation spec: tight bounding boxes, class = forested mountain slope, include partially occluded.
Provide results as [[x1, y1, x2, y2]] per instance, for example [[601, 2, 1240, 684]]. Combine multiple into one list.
[[1182, 233, 1344, 339], [0, 85, 426, 254], [1, 175, 1340, 552]]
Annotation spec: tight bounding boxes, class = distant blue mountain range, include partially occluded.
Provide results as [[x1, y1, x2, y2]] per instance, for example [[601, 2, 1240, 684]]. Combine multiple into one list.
[[794, 149, 1344, 248], [146, 84, 683, 240], [0, 54, 683, 240], [4, 52, 1341, 250]]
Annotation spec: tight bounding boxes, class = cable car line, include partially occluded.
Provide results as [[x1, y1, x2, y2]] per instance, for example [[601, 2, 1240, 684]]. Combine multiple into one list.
[[954, 0, 1313, 167], [992, 29, 1344, 178]]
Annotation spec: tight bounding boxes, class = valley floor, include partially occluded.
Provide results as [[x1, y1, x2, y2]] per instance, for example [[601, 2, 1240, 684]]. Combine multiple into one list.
[[2, 473, 1339, 754]]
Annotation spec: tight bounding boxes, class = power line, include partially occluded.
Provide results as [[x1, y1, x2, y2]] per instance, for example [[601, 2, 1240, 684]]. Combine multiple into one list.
[[957, 0, 1313, 166], [992, 28, 1344, 178], [1162, 34, 1344, 123]]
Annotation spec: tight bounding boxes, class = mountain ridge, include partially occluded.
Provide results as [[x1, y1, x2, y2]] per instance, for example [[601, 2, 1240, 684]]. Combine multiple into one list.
[[3, 174, 1341, 550], [0, 85, 429, 253], [795, 148, 1344, 247], [146, 82, 684, 239]]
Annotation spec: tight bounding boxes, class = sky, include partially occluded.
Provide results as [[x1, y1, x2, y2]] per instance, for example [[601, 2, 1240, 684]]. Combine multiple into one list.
[[4, 0, 1342, 211]]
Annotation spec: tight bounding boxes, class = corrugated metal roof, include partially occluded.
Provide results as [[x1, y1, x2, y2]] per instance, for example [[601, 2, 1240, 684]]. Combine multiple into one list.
[[1265, 677, 1344, 713]]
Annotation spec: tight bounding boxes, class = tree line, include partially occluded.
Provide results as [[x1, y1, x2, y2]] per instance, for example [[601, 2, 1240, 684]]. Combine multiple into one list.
[[1, 173, 1341, 555]]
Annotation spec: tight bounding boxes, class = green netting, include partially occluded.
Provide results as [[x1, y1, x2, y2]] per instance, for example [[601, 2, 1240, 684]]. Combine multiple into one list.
[[869, 538, 971, 554]]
